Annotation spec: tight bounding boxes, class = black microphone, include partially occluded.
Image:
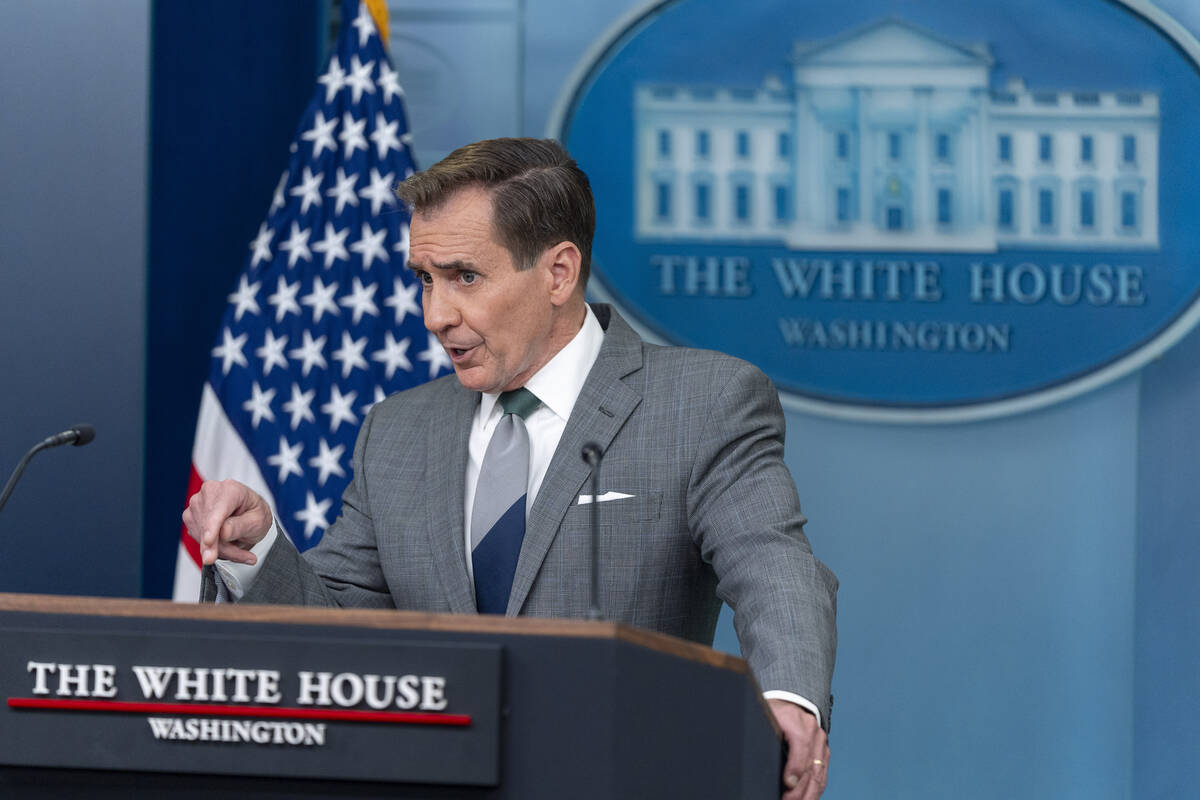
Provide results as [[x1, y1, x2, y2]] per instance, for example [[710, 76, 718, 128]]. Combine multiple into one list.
[[0, 425, 95, 513], [42, 425, 95, 449], [581, 442, 604, 621]]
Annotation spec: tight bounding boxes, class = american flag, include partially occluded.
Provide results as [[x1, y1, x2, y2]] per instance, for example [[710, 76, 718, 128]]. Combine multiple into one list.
[[173, 0, 449, 600]]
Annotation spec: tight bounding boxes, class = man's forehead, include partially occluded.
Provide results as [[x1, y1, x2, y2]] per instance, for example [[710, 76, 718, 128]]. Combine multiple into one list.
[[408, 188, 508, 267], [411, 184, 496, 225]]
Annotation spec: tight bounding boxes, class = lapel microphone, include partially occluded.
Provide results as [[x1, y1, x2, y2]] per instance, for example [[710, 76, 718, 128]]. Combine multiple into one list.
[[0, 425, 95, 514], [581, 442, 604, 620]]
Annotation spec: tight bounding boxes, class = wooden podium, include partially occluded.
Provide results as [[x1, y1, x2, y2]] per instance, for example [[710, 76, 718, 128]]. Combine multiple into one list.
[[0, 594, 782, 798]]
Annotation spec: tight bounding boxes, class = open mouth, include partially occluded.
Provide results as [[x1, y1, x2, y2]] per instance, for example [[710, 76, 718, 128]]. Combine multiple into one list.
[[446, 344, 477, 362]]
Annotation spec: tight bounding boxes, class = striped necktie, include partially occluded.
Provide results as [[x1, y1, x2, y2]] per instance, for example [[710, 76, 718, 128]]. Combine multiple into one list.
[[471, 387, 541, 614]]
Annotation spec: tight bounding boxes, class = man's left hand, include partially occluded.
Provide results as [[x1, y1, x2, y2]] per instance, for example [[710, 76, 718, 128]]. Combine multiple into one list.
[[768, 698, 829, 800]]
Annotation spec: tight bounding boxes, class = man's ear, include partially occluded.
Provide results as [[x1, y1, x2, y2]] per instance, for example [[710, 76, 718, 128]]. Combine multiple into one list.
[[543, 241, 583, 306]]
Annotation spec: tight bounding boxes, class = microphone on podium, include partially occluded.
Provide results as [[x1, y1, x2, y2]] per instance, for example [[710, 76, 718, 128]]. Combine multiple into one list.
[[0, 425, 95, 513]]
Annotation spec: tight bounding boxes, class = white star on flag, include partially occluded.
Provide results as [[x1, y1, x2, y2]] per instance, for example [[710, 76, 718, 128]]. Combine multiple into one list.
[[317, 56, 347, 104], [288, 330, 328, 376], [301, 277, 340, 322], [312, 222, 351, 268], [346, 55, 376, 104], [339, 277, 380, 324], [377, 62, 403, 104], [326, 167, 360, 215], [256, 329, 289, 376], [351, 2, 376, 48], [267, 436, 304, 483], [289, 167, 324, 214], [359, 168, 396, 216], [294, 491, 333, 539], [369, 113, 401, 159], [212, 328, 249, 375], [227, 275, 261, 321], [283, 384, 316, 430], [331, 330, 369, 378], [242, 382, 277, 429], [279, 222, 313, 268], [267, 275, 301, 322], [350, 222, 389, 268], [302, 110, 339, 157], [371, 331, 412, 379], [321, 385, 359, 432], [339, 112, 368, 158], [308, 439, 347, 486]]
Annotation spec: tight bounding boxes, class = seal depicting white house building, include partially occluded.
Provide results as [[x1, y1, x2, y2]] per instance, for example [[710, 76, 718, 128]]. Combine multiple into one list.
[[556, 0, 1200, 420], [634, 18, 1160, 252]]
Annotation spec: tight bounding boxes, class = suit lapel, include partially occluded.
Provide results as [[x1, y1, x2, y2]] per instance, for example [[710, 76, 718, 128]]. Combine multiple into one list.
[[507, 306, 644, 615], [425, 380, 479, 613]]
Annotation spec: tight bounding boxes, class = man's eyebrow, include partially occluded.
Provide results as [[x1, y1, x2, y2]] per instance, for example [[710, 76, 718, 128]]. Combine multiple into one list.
[[407, 259, 475, 272]]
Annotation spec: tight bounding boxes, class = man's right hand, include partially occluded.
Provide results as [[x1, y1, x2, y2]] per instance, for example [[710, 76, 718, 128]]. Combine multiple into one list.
[[182, 479, 273, 566]]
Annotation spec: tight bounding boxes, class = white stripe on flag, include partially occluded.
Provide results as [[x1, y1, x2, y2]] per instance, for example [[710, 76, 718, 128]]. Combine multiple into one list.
[[172, 539, 202, 602]]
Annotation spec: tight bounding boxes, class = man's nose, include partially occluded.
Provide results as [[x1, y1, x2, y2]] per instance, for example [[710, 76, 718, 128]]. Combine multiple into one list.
[[423, 284, 459, 331]]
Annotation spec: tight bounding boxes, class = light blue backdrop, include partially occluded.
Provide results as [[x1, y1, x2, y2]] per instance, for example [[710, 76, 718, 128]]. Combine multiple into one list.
[[0, 1, 1195, 797]]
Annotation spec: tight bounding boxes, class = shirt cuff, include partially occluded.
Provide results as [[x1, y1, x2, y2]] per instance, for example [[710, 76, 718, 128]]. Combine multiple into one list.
[[762, 690, 822, 730], [213, 520, 279, 601]]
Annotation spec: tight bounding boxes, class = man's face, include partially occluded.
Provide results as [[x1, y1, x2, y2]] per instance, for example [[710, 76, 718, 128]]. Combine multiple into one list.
[[408, 186, 562, 394]]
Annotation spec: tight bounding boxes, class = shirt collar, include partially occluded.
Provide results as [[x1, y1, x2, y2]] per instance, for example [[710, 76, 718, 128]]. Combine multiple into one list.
[[478, 304, 605, 423]]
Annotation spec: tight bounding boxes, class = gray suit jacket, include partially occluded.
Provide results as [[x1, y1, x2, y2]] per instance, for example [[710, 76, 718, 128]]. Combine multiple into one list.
[[243, 304, 837, 725]]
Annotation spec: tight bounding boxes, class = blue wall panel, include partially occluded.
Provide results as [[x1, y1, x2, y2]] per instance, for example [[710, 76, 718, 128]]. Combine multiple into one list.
[[1135, 321, 1200, 800], [777, 378, 1138, 798], [0, 0, 149, 596]]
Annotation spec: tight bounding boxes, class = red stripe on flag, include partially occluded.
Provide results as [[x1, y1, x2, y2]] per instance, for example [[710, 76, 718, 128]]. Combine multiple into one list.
[[180, 464, 205, 568], [8, 697, 471, 726]]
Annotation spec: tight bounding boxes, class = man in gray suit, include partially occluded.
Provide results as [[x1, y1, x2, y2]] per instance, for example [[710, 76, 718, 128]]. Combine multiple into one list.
[[185, 138, 836, 800]]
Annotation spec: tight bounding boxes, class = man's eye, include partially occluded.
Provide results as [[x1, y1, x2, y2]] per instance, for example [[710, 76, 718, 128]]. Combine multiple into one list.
[[417, 271, 433, 286], [460, 272, 478, 285]]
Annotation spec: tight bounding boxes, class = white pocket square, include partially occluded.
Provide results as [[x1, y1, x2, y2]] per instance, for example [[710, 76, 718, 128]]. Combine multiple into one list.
[[577, 491, 635, 505]]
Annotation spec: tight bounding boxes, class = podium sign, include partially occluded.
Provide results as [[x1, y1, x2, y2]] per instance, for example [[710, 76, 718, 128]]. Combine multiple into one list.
[[0, 623, 502, 785]]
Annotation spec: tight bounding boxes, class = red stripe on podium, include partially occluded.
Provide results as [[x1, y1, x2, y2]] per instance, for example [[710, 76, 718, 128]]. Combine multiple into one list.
[[8, 697, 471, 726]]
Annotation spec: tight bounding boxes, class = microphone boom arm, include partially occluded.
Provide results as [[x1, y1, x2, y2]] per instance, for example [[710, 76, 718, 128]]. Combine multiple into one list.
[[0, 425, 95, 514]]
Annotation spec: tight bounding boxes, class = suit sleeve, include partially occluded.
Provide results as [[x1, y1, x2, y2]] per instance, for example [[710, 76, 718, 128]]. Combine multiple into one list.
[[240, 406, 394, 609], [686, 361, 838, 729]]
